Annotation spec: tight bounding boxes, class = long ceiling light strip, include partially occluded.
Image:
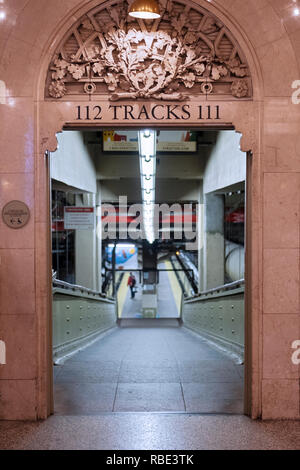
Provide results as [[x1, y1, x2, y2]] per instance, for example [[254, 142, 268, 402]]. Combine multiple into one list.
[[138, 130, 157, 244]]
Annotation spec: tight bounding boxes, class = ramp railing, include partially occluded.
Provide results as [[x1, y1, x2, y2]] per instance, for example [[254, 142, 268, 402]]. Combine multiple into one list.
[[183, 280, 245, 360], [52, 280, 116, 363]]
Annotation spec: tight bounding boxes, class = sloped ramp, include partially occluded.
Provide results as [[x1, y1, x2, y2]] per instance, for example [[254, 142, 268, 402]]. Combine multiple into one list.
[[118, 318, 181, 328]]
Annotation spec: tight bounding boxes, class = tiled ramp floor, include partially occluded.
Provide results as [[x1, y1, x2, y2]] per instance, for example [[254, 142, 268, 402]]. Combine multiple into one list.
[[54, 322, 244, 415]]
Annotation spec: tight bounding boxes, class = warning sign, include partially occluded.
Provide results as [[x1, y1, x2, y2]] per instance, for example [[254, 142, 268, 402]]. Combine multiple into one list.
[[64, 207, 95, 230]]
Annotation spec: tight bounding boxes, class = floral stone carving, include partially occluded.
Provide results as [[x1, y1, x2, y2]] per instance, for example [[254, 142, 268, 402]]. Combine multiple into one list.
[[231, 79, 249, 98], [46, 0, 252, 101]]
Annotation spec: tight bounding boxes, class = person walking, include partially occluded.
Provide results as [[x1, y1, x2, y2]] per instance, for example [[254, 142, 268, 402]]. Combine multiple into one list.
[[128, 272, 137, 299]]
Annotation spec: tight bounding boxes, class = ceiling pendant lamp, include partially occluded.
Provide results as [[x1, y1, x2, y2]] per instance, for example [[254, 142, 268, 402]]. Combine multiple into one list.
[[129, 0, 161, 19]]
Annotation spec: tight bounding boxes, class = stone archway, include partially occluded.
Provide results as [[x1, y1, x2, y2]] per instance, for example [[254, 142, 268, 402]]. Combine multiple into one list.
[[45, 0, 253, 102], [35, 0, 263, 420]]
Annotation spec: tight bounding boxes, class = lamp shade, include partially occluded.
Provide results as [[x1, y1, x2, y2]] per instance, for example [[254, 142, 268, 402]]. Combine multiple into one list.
[[129, 0, 161, 19]]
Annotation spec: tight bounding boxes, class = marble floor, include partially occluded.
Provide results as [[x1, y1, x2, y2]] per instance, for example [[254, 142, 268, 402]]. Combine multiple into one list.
[[0, 415, 299, 450], [1, 324, 299, 450]]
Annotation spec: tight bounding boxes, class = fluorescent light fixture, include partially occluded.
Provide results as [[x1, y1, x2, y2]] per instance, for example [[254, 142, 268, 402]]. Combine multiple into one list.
[[142, 180, 154, 192], [144, 207, 154, 216], [139, 129, 156, 159], [138, 130, 157, 244]]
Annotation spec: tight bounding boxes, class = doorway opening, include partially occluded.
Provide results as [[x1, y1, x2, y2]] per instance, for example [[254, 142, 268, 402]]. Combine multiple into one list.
[[50, 127, 247, 414]]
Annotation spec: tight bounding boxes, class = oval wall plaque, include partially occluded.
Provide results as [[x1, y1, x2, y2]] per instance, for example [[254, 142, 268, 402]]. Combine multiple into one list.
[[2, 201, 30, 229]]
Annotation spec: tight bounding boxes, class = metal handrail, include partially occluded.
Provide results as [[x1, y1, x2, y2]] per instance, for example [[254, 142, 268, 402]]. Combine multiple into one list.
[[104, 267, 195, 287], [185, 279, 245, 302], [52, 279, 115, 302], [170, 256, 190, 297], [173, 254, 198, 295], [105, 268, 195, 274]]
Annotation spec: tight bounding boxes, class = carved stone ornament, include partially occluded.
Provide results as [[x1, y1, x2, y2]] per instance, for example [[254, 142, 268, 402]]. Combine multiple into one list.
[[46, 0, 252, 101]]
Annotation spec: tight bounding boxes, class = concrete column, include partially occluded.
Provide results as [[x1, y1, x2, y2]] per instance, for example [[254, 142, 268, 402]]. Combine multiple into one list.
[[198, 180, 205, 292], [203, 193, 225, 290], [95, 181, 102, 293], [142, 244, 157, 285]]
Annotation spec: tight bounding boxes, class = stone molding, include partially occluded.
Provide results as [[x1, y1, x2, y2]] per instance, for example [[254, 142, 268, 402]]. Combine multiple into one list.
[[46, 0, 252, 102]]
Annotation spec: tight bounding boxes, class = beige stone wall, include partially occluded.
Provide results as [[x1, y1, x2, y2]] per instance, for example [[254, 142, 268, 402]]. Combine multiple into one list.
[[0, 0, 299, 420]]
